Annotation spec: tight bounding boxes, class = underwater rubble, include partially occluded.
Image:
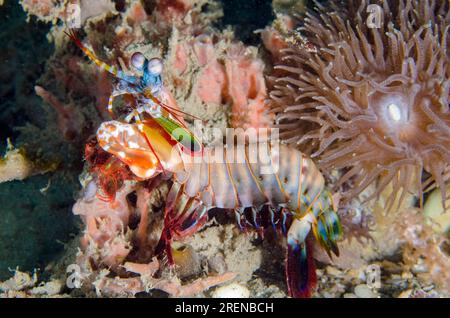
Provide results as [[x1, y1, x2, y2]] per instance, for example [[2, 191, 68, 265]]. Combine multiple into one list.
[[0, 0, 449, 298]]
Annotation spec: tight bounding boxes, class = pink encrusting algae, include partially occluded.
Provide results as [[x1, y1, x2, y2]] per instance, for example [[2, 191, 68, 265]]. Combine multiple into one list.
[[72, 179, 236, 296], [171, 34, 273, 129]]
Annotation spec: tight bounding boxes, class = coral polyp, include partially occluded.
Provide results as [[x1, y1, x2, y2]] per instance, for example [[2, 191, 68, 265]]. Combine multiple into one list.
[[270, 0, 450, 208]]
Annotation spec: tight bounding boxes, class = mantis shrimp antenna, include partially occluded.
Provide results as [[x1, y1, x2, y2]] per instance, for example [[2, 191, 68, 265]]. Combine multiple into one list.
[[64, 29, 138, 85]]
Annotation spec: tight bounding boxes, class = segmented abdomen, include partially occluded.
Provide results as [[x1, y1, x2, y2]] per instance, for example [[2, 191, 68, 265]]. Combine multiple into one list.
[[176, 143, 325, 213]]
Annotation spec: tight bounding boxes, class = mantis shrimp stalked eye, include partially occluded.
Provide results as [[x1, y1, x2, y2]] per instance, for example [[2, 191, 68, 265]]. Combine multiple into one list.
[[130, 52, 146, 71], [147, 58, 163, 76]]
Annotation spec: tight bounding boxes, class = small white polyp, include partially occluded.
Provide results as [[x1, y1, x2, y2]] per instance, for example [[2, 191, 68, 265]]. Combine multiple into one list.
[[387, 103, 402, 122]]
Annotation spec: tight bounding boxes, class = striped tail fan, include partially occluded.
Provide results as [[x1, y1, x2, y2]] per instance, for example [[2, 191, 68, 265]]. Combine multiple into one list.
[[312, 209, 342, 259]]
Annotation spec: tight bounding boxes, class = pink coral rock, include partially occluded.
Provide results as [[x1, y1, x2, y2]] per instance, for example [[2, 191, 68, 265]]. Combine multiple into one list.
[[72, 179, 235, 296], [20, 0, 117, 25], [73, 182, 134, 268], [156, 0, 194, 22], [172, 34, 272, 129], [223, 44, 270, 129]]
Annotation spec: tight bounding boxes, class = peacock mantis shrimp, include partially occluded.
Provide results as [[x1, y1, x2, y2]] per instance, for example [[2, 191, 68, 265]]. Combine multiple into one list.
[[66, 29, 342, 297], [95, 118, 343, 298]]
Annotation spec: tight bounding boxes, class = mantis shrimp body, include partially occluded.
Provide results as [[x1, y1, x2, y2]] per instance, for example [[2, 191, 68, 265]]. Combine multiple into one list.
[[66, 29, 341, 297], [97, 120, 342, 297], [66, 24, 341, 298]]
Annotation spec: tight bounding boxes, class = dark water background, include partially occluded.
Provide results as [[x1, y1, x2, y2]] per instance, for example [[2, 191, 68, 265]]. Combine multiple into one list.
[[0, 1, 79, 280]]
